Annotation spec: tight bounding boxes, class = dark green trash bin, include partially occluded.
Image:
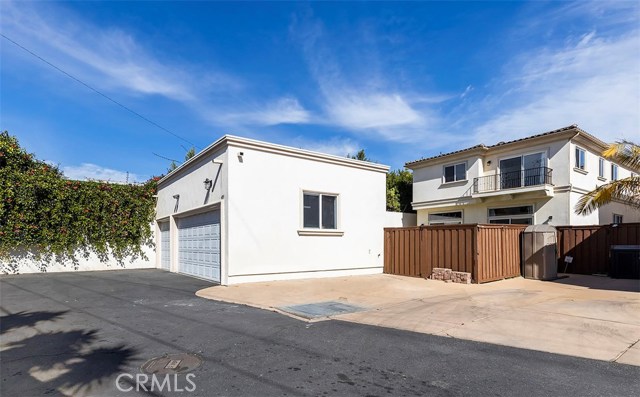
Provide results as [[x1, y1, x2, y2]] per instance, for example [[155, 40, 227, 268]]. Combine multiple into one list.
[[610, 245, 640, 279]]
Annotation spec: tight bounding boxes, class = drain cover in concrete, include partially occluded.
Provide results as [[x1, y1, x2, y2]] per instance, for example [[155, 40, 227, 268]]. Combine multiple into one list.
[[141, 353, 203, 375], [279, 301, 365, 319]]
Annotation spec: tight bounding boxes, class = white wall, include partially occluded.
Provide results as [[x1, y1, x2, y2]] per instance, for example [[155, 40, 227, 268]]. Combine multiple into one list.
[[384, 212, 417, 227], [225, 143, 388, 284], [2, 243, 156, 274], [412, 156, 481, 205], [156, 148, 228, 220]]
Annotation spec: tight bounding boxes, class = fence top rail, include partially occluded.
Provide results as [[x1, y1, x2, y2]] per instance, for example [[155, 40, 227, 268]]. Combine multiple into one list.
[[384, 223, 529, 232], [555, 223, 640, 230]]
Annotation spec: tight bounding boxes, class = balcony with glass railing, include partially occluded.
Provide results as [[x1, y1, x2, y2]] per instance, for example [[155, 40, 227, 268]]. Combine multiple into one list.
[[472, 167, 553, 195]]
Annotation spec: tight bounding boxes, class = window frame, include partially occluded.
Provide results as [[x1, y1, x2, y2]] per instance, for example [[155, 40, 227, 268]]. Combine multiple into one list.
[[613, 214, 623, 224], [428, 211, 463, 225], [442, 162, 467, 184], [487, 204, 534, 225], [611, 164, 619, 181], [300, 191, 340, 233], [575, 147, 586, 170], [598, 157, 606, 179]]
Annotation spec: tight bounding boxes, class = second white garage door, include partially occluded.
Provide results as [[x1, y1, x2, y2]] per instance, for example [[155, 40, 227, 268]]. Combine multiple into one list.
[[178, 211, 221, 282], [159, 222, 171, 270]]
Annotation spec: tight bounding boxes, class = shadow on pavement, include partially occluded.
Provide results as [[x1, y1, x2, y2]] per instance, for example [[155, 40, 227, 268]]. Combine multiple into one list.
[[0, 310, 69, 334], [1, 310, 137, 396], [552, 273, 640, 293]]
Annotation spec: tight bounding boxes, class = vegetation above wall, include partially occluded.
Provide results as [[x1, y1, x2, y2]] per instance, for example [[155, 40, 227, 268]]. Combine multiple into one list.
[[0, 131, 159, 273], [386, 169, 414, 213], [349, 150, 414, 213]]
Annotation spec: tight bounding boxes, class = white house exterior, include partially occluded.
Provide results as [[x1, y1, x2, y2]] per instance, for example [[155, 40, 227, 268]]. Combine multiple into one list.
[[155, 135, 389, 285], [406, 125, 640, 226]]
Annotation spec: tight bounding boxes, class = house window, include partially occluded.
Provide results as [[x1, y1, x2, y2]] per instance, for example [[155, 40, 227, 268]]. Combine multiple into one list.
[[598, 158, 605, 178], [428, 211, 463, 225], [303, 193, 337, 229], [575, 147, 586, 170], [611, 164, 619, 181], [488, 205, 534, 225], [444, 163, 466, 183], [613, 214, 623, 224]]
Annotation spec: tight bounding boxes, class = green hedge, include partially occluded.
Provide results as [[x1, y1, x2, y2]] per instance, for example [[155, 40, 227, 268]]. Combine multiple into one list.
[[0, 131, 158, 273]]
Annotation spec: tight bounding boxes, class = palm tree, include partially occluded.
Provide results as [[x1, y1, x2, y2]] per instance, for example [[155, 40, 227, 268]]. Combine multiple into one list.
[[575, 140, 640, 215]]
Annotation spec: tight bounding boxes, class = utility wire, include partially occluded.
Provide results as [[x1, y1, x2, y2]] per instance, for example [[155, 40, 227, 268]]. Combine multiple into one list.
[[152, 152, 181, 163], [1, 33, 198, 149]]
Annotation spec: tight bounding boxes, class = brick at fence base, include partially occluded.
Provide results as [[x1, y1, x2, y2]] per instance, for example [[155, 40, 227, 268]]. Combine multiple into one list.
[[429, 268, 472, 284]]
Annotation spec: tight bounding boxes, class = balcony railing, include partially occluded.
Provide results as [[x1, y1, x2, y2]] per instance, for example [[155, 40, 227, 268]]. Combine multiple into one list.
[[473, 167, 553, 194]]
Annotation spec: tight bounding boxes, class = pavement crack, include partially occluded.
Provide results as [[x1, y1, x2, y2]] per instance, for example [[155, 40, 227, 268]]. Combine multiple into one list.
[[612, 338, 640, 363]]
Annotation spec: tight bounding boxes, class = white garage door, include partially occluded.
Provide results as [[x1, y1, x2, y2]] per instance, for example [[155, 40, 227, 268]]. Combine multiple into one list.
[[178, 211, 221, 282], [159, 222, 171, 270]]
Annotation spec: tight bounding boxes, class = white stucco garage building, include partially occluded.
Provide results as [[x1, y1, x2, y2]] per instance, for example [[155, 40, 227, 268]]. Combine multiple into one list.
[[155, 135, 389, 285]]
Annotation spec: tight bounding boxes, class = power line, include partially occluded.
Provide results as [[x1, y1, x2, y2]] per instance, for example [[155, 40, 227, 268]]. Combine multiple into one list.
[[1, 33, 198, 149], [152, 152, 181, 163]]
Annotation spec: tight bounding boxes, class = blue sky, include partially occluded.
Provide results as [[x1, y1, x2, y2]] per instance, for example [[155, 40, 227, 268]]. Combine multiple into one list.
[[1, 1, 638, 182]]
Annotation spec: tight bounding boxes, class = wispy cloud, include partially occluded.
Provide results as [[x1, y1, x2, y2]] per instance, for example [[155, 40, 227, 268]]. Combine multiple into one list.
[[220, 97, 312, 126], [1, 2, 311, 132], [290, 12, 446, 143], [292, 136, 360, 157], [1, 2, 233, 102], [473, 29, 640, 144], [61, 163, 144, 183]]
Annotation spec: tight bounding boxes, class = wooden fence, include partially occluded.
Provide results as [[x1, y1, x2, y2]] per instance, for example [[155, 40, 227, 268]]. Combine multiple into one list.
[[556, 223, 640, 275], [383, 224, 525, 283]]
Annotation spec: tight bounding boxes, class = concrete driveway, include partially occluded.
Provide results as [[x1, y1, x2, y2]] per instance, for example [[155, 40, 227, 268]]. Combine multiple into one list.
[[197, 273, 640, 365], [2, 270, 639, 396]]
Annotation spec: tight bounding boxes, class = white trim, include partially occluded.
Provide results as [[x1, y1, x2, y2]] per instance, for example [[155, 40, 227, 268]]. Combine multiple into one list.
[[226, 266, 382, 284], [158, 135, 389, 186], [297, 230, 345, 236], [497, 150, 547, 174], [427, 210, 464, 225], [170, 201, 221, 219], [442, 161, 467, 184], [301, 190, 339, 231], [598, 157, 606, 179], [611, 164, 619, 181], [573, 167, 588, 175], [574, 146, 586, 170], [487, 203, 535, 224]]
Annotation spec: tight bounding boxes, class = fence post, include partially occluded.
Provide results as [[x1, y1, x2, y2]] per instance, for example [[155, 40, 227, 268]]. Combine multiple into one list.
[[473, 225, 480, 283]]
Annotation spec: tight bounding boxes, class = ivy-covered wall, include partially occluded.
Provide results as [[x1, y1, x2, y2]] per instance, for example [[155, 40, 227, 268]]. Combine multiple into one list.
[[0, 131, 159, 273]]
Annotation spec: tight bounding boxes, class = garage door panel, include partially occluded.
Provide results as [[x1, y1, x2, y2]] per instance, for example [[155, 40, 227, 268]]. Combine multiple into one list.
[[178, 211, 220, 283], [159, 222, 170, 270]]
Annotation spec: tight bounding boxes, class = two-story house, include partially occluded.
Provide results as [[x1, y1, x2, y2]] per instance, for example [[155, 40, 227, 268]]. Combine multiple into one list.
[[406, 125, 639, 226]]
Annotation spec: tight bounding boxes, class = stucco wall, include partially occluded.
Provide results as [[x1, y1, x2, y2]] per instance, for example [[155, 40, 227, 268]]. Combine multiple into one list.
[[224, 143, 388, 284], [384, 212, 417, 227], [156, 147, 228, 220], [412, 156, 482, 205], [568, 141, 635, 190], [3, 242, 156, 274]]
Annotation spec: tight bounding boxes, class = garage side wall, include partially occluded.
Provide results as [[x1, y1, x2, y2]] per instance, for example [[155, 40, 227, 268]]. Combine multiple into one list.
[[225, 144, 387, 284], [156, 148, 228, 220]]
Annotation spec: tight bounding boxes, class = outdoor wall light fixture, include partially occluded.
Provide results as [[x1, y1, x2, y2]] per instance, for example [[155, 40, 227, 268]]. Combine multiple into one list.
[[204, 178, 213, 191], [487, 160, 492, 165]]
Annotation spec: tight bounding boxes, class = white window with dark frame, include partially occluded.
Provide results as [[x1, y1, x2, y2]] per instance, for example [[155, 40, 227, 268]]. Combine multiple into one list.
[[575, 147, 586, 170], [443, 163, 466, 183], [488, 205, 534, 225], [303, 192, 337, 230], [428, 211, 463, 225], [611, 164, 619, 181], [598, 158, 605, 179], [613, 214, 623, 224]]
